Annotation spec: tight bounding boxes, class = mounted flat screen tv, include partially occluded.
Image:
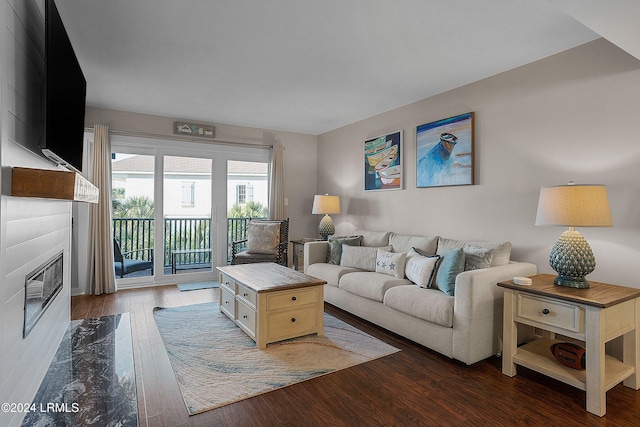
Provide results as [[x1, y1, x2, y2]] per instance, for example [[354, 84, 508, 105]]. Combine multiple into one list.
[[41, 0, 87, 173]]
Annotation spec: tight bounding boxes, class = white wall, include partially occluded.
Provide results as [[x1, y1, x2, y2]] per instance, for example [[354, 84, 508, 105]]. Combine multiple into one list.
[[317, 39, 640, 288], [0, 1, 72, 425]]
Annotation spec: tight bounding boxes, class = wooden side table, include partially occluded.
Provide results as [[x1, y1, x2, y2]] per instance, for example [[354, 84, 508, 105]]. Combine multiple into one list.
[[290, 238, 322, 271], [498, 274, 640, 416]]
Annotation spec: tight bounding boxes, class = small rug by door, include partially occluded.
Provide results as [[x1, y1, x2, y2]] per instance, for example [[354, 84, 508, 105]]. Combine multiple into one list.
[[153, 302, 399, 415], [176, 281, 219, 291]]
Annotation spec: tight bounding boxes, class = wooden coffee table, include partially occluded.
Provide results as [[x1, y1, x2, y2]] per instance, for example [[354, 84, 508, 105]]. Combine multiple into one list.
[[216, 262, 327, 348]]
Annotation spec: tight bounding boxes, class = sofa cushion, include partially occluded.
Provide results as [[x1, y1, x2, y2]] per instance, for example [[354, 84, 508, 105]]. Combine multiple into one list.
[[354, 229, 391, 247], [405, 251, 441, 288], [434, 248, 465, 296], [306, 263, 361, 287], [463, 245, 493, 271], [339, 271, 411, 302], [383, 285, 454, 328], [389, 233, 438, 255], [326, 235, 362, 264], [438, 237, 511, 267], [340, 245, 391, 272], [375, 250, 407, 279]]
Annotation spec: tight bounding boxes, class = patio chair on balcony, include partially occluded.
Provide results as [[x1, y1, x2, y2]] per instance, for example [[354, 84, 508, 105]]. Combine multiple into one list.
[[231, 218, 289, 266], [113, 238, 154, 278]]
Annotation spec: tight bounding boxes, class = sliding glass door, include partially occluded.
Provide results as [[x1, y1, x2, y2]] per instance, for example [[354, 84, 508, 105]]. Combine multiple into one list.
[[110, 135, 270, 288], [163, 156, 213, 276]]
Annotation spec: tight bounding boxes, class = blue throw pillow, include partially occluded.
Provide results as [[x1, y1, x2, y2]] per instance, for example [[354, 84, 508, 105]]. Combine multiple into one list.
[[434, 248, 465, 296]]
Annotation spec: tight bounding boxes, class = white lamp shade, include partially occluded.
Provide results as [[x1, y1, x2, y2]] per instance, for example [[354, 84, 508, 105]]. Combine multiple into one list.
[[535, 184, 612, 227], [312, 195, 341, 215]]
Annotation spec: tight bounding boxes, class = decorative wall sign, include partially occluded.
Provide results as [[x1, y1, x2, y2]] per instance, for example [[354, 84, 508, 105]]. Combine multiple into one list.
[[416, 112, 474, 188], [364, 130, 403, 191], [174, 121, 216, 139]]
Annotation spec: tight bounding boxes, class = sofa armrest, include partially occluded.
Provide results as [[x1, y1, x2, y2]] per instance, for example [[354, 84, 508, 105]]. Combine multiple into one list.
[[452, 261, 538, 365], [304, 241, 329, 272]]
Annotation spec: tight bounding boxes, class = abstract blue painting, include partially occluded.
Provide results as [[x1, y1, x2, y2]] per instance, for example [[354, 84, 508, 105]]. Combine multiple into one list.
[[416, 112, 474, 188]]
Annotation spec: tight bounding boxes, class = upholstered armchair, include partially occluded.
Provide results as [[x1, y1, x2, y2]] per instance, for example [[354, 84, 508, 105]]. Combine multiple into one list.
[[231, 218, 289, 266]]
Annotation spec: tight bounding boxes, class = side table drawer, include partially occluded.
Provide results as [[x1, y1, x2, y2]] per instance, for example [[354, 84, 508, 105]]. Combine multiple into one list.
[[266, 305, 319, 341], [220, 287, 236, 318], [517, 293, 583, 333], [267, 288, 319, 311], [236, 299, 256, 337]]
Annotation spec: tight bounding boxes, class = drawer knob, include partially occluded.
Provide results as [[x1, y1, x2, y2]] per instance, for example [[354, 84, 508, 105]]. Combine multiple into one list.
[[243, 315, 248, 319], [542, 308, 550, 315], [291, 296, 297, 301], [291, 317, 296, 323]]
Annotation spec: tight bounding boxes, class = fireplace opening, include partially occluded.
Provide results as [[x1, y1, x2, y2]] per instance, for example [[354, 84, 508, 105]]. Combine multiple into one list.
[[24, 251, 64, 337]]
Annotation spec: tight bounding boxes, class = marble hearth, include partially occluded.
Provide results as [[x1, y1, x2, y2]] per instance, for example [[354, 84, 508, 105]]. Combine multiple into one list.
[[21, 314, 137, 426]]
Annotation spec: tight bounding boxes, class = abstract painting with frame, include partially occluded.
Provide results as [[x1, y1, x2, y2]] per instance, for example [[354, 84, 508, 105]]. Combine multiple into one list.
[[364, 130, 403, 191], [416, 112, 474, 188]]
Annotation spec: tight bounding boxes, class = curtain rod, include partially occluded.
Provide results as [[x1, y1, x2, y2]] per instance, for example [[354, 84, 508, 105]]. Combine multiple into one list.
[[84, 127, 273, 149]]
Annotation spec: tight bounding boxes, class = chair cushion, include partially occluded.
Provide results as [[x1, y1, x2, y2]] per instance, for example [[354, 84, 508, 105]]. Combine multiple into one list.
[[246, 221, 280, 254], [339, 271, 410, 302], [232, 251, 278, 263], [354, 229, 391, 247], [384, 285, 454, 327]]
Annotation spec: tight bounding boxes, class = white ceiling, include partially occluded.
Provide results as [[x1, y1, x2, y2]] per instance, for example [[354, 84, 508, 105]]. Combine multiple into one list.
[[55, 0, 634, 135]]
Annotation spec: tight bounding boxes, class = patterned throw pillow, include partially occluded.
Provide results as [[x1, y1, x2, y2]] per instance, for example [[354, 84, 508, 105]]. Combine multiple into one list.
[[246, 222, 280, 254], [464, 245, 494, 271], [375, 250, 407, 279], [326, 236, 362, 264], [405, 249, 441, 288]]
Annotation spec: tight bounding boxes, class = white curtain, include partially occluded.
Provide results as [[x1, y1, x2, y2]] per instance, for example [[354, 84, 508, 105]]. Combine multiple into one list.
[[88, 124, 117, 295], [269, 142, 285, 220]]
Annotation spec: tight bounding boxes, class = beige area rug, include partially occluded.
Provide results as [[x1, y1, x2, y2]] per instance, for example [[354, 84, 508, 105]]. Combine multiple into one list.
[[153, 302, 399, 415]]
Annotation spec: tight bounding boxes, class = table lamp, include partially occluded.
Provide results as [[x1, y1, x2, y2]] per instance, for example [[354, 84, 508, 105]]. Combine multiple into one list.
[[312, 194, 340, 240], [535, 182, 612, 288]]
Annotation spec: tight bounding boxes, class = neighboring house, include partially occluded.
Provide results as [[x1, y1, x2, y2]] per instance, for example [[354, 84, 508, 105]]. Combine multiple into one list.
[[111, 155, 268, 217]]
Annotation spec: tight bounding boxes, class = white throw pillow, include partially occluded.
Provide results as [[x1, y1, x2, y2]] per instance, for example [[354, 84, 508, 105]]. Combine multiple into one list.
[[405, 252, 441, 288], [246, 222, 280, 254], [340, 245, 392, 271], [375, 250, 407, 279]]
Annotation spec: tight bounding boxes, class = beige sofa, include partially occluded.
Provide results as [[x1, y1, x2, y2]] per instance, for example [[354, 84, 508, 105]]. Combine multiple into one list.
[[304, 230, 537, 365]]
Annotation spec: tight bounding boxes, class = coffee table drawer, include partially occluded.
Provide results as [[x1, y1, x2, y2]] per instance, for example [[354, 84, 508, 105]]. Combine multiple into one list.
[[267, 288, 319, 311], [220, 274, 236, 293], [266, 305, 318, 341], [220, 287, 236, 318], [237, 299, 256, 337], [517, 293, 583, 333], [237, 283, 257, 306]]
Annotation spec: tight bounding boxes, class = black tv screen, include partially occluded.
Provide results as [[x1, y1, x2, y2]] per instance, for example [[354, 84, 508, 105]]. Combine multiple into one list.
[[41, 0, 87, 173]]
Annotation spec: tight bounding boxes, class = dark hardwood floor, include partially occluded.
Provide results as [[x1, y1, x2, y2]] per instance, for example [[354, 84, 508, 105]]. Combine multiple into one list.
[[71, 286, 640, 427]]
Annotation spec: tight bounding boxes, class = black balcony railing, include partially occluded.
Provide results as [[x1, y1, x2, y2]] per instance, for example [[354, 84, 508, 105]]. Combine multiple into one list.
[[112, 217, 264, 269]]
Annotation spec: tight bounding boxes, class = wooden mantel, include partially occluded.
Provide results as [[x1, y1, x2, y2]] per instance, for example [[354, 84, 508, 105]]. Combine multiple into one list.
[[11, 167, 99, 203]]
